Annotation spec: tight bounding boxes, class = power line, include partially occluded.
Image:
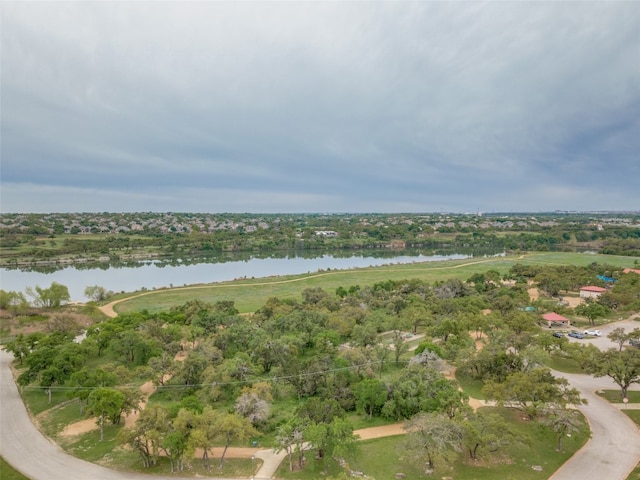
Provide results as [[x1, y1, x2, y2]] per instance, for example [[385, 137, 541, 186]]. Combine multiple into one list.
[[19, 359, 417, 392]]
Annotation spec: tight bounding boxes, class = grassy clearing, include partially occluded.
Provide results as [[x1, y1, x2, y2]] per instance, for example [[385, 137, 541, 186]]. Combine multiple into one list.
[[38, 399, 85, 437], [0, 457, 29, 480], [113, 252, 640, 314], [545, 355, 585, 374], [58, 424, 260, 477], [276, 407, 590, 480], [596, 390, 640, 403], [456, 373, 486, 400], [20, 386, 73, 417]]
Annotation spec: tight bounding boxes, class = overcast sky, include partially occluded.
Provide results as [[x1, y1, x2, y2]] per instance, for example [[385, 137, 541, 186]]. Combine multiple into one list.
[[1, 1, 639, 214]]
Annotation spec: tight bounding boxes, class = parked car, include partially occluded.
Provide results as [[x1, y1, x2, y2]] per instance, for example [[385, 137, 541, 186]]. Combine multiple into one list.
[[552, 331, 565, 338], [568, 331, 584, 339], [584, 329, 602, 336], [629, 339, 640, 348]]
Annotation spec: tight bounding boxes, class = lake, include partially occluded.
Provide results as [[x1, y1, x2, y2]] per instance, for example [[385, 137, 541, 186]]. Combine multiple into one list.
[[0, 250, 502, 302]]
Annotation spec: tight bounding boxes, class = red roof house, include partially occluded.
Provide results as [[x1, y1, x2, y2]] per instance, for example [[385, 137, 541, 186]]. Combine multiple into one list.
[[580, 286, 607, 299], [543, 312, 570, 327]]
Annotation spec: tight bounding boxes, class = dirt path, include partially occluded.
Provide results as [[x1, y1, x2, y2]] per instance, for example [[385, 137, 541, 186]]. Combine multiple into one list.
[[354, 423, 405, 439]]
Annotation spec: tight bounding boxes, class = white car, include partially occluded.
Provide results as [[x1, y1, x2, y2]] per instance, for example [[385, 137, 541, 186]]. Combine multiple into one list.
[[584, 329, 602, 336]]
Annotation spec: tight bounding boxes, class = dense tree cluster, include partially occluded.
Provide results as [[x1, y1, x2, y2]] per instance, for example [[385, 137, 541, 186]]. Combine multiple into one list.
[[5, 261, 640, 474]]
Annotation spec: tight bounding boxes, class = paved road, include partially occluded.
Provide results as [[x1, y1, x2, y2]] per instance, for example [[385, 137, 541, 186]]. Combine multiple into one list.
[[549, 371, 640, 480], [563, 317, 640, 349]]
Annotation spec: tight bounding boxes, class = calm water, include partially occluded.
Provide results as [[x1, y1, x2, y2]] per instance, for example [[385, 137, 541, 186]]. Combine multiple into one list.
[[0, 252, 497, 302]]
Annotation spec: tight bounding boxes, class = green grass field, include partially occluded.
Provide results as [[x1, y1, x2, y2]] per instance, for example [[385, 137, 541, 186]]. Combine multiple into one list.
[[112, 252, 640, 314], [276, 407, 590, 480], [0, 457, 29, 480]]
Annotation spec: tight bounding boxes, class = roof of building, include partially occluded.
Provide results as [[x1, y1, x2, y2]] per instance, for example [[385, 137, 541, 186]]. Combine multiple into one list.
[[580, 286, 607, 293], [542, 312, 569, 322], [623, 268, 640, 275]]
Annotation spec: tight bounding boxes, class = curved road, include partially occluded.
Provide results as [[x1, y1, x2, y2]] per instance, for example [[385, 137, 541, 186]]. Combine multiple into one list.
[[549, 371, 640, 480]]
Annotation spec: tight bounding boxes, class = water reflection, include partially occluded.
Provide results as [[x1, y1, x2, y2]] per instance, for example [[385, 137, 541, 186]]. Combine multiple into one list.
[[0, 248, 504, 302]]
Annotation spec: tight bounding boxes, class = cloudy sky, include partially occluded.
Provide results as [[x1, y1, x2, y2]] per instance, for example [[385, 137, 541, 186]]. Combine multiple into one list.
[[1, 1, 639, 214]]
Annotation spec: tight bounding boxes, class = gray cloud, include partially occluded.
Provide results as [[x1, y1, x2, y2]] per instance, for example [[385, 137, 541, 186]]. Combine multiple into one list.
[[2, 1, 639, 213]]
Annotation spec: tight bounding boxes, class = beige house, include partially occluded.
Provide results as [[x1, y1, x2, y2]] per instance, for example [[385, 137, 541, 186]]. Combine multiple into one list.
[[579, 286, 607, 299]]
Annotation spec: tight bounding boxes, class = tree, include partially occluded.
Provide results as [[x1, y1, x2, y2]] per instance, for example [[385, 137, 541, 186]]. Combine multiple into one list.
[[460, 410, 520, 460], [590, 348, 640, 399], [0, 290, 30, 315], [296, 397, 345, 425], [541, 407, 582, 452], [391, 329, 409, 364], [162, 408, 196, 473], [187, 406, 218, 471], [274, 417, 308, 471], [109, 330, 160, 366], [84, 285, 110, 302], [607, 327, 629, 352], [353, 378, 387, 419], [402, 412, 462, 473], [382, 364, 464, 420], [148, 352, 177, 386], [26, 282, 70, 308], [68, 367, 118, 413], [3, 333, 35, 365], [373, 343, 392, 378], [235, 389, 271, 426], [214, 412, 258, 469], [575, 301, 609, 327], [306, 417, 358, 474], [483, 368, 584, 419], [117, 404, 169, 468], [86, 388, 126, 441]]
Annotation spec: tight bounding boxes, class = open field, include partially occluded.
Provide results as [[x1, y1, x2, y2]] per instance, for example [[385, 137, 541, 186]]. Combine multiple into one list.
[[112, 252, 640, 314]]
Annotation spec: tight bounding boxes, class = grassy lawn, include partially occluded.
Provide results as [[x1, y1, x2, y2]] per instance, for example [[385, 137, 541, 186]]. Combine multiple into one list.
[[0, 457, 29, 480], [545, 354, 585, 374], [113, 252, 639, 314], [276, 407, 590, 480], [57, 424, 261, 478], [596, 390, 640, 403], [20, 386, 74, 417], [456, 373, 486, 400]]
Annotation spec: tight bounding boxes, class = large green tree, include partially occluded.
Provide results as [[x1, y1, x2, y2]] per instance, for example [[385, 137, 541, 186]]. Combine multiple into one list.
[[589, 348, 640, 399], [26, 282, 70, 308], [86, 387, 126, 441]]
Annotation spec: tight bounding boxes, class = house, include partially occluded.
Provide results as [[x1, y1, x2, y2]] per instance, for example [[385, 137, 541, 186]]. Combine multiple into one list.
[[623, 268, 640, 275], [579, 286, 607, 299], [543, 312, 570, 328]]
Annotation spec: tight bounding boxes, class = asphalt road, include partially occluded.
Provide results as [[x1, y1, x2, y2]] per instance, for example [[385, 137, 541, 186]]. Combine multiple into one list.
[[562, 318, 640, 349], [549, 371, 640, 480]]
